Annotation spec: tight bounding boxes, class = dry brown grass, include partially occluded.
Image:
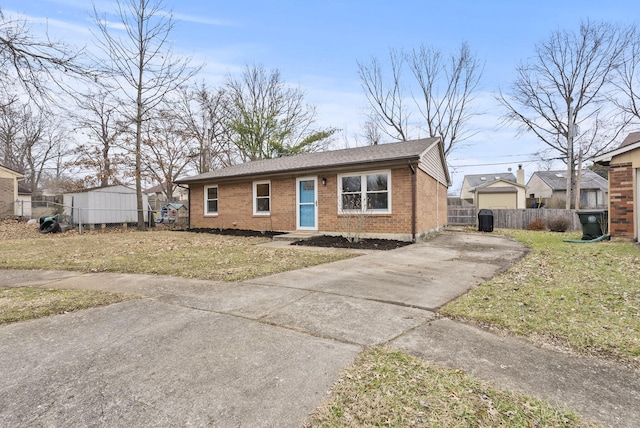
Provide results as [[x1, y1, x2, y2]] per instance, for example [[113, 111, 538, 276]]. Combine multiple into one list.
[[0, 222, 357, 282]]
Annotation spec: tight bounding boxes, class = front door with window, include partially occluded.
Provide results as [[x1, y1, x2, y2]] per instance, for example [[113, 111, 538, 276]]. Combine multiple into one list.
[[297, 177, 317, 230]]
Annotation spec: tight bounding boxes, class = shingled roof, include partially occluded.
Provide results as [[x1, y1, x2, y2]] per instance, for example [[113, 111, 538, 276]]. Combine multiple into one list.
[[620, 131, 640, 148], [531, 170, 608, 191], [176, 138, 446, 184], [463, 173, 517, 189]]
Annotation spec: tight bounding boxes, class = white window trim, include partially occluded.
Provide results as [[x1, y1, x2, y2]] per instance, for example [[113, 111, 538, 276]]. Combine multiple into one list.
[[338, 170, 392, 214], [204, 185, 218, 216], [253, 180, 271, 216]]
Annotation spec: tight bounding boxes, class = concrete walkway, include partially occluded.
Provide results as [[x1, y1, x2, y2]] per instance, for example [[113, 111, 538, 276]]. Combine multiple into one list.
[[0, 231, 638, 427]]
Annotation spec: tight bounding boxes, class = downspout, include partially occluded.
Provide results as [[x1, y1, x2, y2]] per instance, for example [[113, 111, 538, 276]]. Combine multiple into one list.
[[408, 161, 417, 242]]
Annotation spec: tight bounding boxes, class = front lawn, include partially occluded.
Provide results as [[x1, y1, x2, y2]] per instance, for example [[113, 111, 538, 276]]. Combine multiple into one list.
[[0, 229, 356, 282], [0, 287, 131, 324], [305, 347, 600, 427], [441, 230, 640, 368]]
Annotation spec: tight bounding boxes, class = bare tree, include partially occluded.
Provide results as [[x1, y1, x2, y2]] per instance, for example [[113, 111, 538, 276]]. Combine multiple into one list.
[[0, 99, 68, 192], [70, 89, 127, 187], [225, 65, 337, 161], [612, 25, 640, 124], [140, 108, 194, 201], [93, 0, 200, 229], [408, 43, 483, 155], [174, 83, 235, 173], [358, 50, 410, 142], [358, 43, 483, 156], [498, 21, 630, 208], [0, 9, 91, 107], [361, 120, 382, 146]]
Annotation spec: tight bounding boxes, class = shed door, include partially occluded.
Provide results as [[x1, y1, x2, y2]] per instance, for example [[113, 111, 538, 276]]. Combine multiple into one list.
[[297, 177, 317, 230]]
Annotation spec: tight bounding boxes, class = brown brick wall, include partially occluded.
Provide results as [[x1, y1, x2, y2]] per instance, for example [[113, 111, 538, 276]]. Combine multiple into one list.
[[319, 168, 414, 237], [187, 166, 447, 239], [189, 178, 297, 231], [416, 170, 448, 236], [0, 178, 14, 217], [608, 162, 634, 239]]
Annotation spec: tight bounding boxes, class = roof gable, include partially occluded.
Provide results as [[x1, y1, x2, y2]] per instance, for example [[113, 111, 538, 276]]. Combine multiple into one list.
[[472, 178, 526, 192], [462, 173, 516, 189], [177, 138, 446, 184]]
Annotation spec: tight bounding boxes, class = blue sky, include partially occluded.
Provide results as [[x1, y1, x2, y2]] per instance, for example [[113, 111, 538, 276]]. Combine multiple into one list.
[[2, 0, 638, 192]]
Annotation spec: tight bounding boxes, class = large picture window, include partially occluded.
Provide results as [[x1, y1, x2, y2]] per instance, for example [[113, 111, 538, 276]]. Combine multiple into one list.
[[339, 171, 390, 213], [253, 181, 271, 215], [204, 185, 218, 215]]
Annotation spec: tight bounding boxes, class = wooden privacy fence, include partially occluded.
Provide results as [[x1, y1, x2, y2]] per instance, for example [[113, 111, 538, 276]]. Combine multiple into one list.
[[447, 207, 582, 230]]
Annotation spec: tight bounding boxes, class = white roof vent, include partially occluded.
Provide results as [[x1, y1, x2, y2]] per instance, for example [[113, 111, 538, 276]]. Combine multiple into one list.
[[480, 177, 486, 181], [555, 173, 563, 178]]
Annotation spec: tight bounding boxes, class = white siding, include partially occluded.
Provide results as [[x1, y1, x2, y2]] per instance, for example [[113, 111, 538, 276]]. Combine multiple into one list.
[[418, 142, 448, 185], [63, 185, 149, 224], [526, 175, 553, 198]]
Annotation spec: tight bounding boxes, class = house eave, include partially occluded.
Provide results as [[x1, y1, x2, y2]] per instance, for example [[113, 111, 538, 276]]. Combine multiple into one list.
[[175, 156, 422, 185], [591, 141, 640, 165]]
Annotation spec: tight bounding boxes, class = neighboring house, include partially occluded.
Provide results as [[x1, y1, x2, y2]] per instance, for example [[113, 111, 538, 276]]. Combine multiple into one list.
[[16, 184, 32, 218], [526, 169, 608, 208], [145, 182, 188, 209], [592, 131, 640, 240], [460, 166, 526, 209], [62, 185, 149, 226], [158, 203, 189, 224], [175, 138, 451, 241], [0, 165, 24, 218]]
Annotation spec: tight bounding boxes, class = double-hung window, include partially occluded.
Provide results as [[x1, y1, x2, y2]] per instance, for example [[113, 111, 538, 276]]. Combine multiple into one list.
[[253, 181, 271, 215], [204, 185, 218, 215], [339, 171, 391, 214]]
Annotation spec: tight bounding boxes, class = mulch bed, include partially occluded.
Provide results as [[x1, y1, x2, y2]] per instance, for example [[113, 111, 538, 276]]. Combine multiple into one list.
[[291, 235, 412, 251], [185, 228, 411, 250], [186, 228, 286, 238]]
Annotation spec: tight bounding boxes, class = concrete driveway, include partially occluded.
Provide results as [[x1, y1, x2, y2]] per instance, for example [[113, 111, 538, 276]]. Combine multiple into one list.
[[2, 231, 636, 427]]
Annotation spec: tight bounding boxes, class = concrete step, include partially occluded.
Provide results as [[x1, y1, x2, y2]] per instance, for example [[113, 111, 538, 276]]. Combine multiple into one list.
[[272, 232, 321, 242]]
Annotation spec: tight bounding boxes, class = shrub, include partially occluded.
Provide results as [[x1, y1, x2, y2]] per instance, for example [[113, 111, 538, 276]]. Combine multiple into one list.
[[547, 216, 570, 232], [526, 218, 546, 231]]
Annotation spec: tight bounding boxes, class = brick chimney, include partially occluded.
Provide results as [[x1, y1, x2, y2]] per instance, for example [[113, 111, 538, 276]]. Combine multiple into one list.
[[517, 164, 524, 185]]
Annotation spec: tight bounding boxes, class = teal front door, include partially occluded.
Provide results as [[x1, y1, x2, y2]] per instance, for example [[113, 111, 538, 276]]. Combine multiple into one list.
[[297, 177, 317, 230]]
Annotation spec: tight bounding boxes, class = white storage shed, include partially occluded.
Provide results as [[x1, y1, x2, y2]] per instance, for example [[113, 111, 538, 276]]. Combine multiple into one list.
[[63, 185, 149, 225]]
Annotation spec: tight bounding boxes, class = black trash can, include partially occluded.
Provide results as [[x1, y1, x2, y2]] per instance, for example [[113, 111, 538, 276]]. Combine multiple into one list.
[[576, 210, 608, 240], [478, 209, 494, 232]]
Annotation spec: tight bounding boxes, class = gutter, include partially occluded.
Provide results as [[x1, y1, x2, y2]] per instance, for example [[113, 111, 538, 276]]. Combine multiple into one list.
[[175, 156, 422, 185]]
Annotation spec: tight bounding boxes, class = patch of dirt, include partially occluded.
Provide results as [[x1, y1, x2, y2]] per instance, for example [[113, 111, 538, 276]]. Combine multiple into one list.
[[291, 235, 412, 251]]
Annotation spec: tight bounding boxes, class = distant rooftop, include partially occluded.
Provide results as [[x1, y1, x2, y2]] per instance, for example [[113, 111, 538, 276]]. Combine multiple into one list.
[[530, 170, 608, 191], [462, 172, 516, 189]]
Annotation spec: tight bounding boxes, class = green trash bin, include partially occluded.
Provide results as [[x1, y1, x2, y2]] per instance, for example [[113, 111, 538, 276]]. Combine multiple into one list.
[[576, 210, 608, 240]]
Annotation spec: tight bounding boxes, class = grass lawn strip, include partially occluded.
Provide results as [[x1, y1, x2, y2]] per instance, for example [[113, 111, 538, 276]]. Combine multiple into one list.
[[0, 287, 132, 324], [304, 347, 601, 427], [441, 230, 640, 369], [0, 231, 357, 282]]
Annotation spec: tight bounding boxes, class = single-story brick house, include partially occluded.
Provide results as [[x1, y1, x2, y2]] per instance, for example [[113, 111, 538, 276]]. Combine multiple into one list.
[[592, 131, 640, 240], [175, 138, 450, 241]]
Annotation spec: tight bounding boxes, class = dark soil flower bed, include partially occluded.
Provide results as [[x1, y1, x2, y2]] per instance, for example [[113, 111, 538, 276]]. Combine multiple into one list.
[[291, 235, 412, 250], [185, 228, 286, 238]]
